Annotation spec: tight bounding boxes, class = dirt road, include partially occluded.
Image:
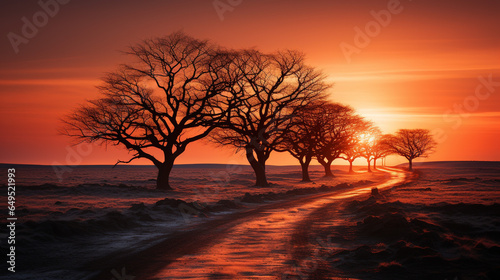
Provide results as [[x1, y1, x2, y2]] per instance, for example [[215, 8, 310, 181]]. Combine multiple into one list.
[[90, 167, 408, 280]]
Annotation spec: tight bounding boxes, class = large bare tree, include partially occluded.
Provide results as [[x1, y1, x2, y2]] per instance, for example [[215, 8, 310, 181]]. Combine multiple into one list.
[[62, 32, 237, 190], [276, 102, 324, 182], [212, 50, 329, 186], [314, 103, 361, 177], [385, 129, 437, 171]]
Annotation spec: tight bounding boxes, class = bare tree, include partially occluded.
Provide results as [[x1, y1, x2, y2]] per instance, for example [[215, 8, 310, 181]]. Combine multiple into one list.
[[212, 50, 329, 186], [371, 134, 393, 170], [359, 127, 382, 173], [315, 103, 360, 177], [62, 32, 237, 190], [276, 103, 324, 182], [385, 129, 437, 171], [341, 145, 362, 173], [339, 119, 372, 173]]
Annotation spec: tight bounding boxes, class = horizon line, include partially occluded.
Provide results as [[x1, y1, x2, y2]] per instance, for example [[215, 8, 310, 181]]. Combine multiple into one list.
[[1, 160, 499, 168]]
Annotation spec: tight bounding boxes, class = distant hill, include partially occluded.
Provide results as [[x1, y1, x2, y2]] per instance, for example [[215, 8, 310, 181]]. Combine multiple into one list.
[[397, 161, 500, 168]]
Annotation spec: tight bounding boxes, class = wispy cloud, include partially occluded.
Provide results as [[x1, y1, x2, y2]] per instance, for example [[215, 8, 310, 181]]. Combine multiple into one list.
[[331, 67, 500, 82], [358, 107, 500, 120], [0, 79, 97, 86]]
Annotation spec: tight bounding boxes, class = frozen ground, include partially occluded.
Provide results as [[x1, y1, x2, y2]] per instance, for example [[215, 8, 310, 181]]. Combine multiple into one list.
[[301, 161, 500, 280], [0, 164, 386, 280], [1, 162, 498, 280]]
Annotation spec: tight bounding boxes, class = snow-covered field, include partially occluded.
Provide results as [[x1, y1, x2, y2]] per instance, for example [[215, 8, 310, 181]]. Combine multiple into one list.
[[1, 161, 498, 279], [303, 161, 500, 279], [0, 164, 385, 279]]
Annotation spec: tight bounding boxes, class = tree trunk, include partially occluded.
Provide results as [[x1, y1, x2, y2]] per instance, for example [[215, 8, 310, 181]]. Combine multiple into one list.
[[252, 162, 268, 186], [373, 158, 377, 170], [318, 157, 334, 177], [156, 162, 174, 190], [367, 158, 372, 173], [348, 160, 354, 173], [323, 161, 333, 177], [246, 145, 269, 187], [300, 157, 312, 182], [408, 158, 413, 171]]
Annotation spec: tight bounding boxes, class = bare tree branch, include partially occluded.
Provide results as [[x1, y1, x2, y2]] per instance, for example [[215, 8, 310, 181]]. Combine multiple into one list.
[[62, 32, 237, 189], [385, 129, 437, 171]]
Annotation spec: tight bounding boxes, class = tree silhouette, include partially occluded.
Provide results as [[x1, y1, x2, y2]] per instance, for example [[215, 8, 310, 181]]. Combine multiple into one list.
[[385, 129, 437, 171], [212, 50, 329, 186], [359, 127, 381, 173], [371, 134, 393, 170], [314, 103, 360, 177], [62, 32, 237, 190], [277, 102, 324, 182], [339, 119, 372, 173]]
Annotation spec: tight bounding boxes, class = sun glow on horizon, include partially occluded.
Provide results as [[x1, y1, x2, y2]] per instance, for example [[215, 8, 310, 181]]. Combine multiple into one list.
[[1, 0, 499, 165]]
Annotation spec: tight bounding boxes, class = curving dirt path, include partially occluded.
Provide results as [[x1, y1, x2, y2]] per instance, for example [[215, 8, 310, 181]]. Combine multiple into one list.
[[90, 167, 409, 280]]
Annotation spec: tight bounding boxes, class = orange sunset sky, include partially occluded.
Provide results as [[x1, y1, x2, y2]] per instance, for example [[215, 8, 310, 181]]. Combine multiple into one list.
[[1, 0, 499, 166]]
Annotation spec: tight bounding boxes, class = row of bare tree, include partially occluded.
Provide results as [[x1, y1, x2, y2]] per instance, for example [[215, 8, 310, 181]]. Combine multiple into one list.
[[63, 32, 436, 190], [275, 102, 437, 182]]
